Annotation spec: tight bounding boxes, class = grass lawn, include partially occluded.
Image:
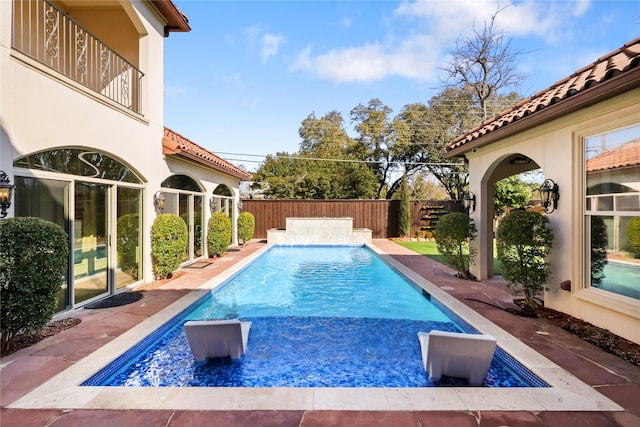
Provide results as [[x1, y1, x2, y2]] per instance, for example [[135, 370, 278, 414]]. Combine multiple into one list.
[[395, 240, 502, 276]]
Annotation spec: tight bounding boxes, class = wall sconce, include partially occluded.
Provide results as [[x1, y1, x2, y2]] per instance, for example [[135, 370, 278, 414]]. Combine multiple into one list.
[[209, 197, 218, 213], [153, 191, 165, 213], [463, 192, 476, 213], [0, 171, 15, 218], [540, 179, 559, 213]]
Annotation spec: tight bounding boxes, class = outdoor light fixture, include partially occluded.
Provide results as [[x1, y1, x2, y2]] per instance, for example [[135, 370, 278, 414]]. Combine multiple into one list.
[[0, 171, 15, 218], [153, 191, 165, 213], [540, 179, 559, 214], [209, 196, 218, 213], [463, 192, 476, 213]]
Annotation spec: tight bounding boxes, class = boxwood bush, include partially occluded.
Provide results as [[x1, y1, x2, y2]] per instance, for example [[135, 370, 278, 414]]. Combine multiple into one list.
[[151, 214, 188, 280], [435, 212, 477, 279], [237, 212, 255, 245], [497, 210, 553, 310], [0, 217, 68, 352], [208, 212, 232, 257]]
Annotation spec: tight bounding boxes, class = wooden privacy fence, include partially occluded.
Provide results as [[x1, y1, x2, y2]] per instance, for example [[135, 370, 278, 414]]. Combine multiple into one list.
[[240, 199, 464, 239]]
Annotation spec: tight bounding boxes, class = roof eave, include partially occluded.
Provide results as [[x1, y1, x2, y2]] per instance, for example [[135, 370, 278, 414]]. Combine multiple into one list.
[[151, 0, 191, 36], [445, 66, 640, 158]]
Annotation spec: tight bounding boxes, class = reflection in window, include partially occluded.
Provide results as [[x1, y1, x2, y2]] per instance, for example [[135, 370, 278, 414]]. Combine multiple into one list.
[[161, 175, 203, 192], [585, 125, 640, 300], [13, 148, 142, 183], [14, 177, 70, 312]]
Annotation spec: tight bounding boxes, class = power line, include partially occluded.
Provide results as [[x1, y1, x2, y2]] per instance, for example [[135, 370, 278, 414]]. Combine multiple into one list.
[[218, 152, 465, 167]]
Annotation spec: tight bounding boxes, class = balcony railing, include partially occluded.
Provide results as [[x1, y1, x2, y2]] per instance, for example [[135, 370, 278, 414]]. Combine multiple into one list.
[[12, 0, 144, 114]]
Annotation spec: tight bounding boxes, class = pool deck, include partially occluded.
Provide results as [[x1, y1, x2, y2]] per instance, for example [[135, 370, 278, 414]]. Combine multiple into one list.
[[1, 239, 639, 426]]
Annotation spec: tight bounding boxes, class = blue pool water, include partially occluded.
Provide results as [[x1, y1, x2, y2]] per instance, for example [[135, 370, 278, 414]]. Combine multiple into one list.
[[594, 261, 640, 300], [84, 246, 548, 388]]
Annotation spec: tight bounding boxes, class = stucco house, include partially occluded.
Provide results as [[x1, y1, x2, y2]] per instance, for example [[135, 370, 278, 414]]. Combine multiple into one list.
[[0, 0, 250, 313], [446, 38, 640, 344]]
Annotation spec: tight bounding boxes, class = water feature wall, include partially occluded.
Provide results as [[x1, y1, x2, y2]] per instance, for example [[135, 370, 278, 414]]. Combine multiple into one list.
[[267, 217, 372, 245]]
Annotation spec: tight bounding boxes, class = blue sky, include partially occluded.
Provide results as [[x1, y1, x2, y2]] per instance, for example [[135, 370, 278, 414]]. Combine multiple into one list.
[[163, 0, 640, 172]]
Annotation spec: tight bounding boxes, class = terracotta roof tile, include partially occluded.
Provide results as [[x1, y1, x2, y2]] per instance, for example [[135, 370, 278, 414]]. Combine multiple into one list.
[[162, 127, 252, 181], [586, 139, 640, 173], [447, 37, 640, 155]]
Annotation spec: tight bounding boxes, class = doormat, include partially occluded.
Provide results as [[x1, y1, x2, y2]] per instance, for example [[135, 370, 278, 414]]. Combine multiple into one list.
[[84, 291, 144, 309], [183, 261, 213, 269]]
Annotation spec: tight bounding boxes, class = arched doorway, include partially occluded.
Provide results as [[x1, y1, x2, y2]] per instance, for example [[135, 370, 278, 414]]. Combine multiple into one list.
[[473, 154, 541, 280], [13, 148, 145, 311]]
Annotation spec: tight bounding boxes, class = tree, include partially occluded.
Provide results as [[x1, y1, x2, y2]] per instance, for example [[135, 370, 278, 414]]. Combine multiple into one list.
[[397, 174, 411, 237], [251, 112, 377, 199], [435, 212, 477, 279], [493, 175, 531, 217], [350, 98, 397, 198], [497, 210, 553, 310], [440, 7, 525, 121]]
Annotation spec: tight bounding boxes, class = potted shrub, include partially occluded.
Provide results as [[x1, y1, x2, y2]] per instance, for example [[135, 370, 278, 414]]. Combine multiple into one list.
[[496, 210, 553, 312], [435, 212, 477, 279]]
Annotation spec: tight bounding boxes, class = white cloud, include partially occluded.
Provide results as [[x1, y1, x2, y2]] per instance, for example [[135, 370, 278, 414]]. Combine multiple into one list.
[[291, 0, 594, 83], [261, 33, 285, 63]]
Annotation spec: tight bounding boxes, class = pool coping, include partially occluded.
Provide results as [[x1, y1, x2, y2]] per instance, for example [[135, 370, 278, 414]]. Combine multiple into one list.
[[8, 243, 623, 412]]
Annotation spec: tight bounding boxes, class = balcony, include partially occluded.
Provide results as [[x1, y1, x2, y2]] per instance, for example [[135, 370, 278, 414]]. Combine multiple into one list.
[[12, 0, 144, 114]]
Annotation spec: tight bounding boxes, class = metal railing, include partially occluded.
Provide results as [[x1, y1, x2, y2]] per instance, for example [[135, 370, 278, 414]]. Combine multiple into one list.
[[12, 0, 144, 114]]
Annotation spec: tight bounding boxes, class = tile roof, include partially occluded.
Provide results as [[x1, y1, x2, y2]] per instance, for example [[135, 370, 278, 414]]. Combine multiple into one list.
[[153, 0, 191, 35], [162, 127, 252, 181], [446, 37, 640, 157], [586, 139, 640, 173]]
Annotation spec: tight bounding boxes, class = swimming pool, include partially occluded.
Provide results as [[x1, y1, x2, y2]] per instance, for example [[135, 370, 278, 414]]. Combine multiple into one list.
[[83, 245, 547, 388]]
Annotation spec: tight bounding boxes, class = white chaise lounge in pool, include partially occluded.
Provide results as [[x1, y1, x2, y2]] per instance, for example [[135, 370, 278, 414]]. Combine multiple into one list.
[[184, 319, 252, 362], [418, 330, 497, 386]]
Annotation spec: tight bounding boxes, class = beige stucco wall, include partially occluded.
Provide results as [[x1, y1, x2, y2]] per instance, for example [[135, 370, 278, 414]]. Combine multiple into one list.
[[0, 1, 243, 299], [465, 89, 640, 344]]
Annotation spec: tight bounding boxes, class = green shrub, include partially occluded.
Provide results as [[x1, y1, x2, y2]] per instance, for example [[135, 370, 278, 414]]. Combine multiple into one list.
[[627, 217, 640, 259], [0, 217, 68, 352], [208, 212, 232, 257], [151, 214, 188, 280], [237, 212, 255, 245], [117, 213, 140, 281], [497, 210, 553, 310], [435, 212, 477, 279]]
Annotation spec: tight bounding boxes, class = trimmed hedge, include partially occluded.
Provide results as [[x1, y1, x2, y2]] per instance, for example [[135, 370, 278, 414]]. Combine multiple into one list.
[[435, 212, 477, 279], [237, 212, 255, 245], [208, 212, 232, 257], [151, 214, 188, 280], [0, 217, 68, 352]]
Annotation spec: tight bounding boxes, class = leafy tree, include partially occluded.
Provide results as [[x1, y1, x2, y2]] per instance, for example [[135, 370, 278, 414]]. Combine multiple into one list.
[[435, 212, 477, 279], [251, 111, 377, 199], [493, 175, 531, 217], [497, 210, 553, 310], [410, 172, 449, 200], [440, 7, 525, 120], [350, 98, 397, 198]]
